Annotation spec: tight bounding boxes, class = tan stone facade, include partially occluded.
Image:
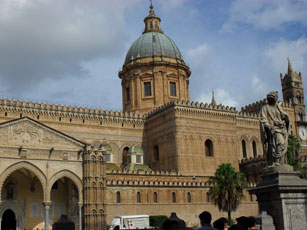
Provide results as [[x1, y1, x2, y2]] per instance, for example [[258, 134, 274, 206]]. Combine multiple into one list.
[[0, 4, 306, 230]]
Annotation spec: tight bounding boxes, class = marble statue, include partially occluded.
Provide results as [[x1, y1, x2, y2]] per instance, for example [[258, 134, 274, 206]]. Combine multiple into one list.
[[260, 91, 290, 166]]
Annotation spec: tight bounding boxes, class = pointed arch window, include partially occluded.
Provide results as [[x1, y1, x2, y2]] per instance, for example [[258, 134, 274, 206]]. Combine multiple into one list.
[[242, 140, 247, 158], [172, 192, 176, 203], [116, 191, 121, 203], [252, 141, 257, 158], [187, 192, 191, 203], [205, 139, 213, 157], [153, 192, 158, 203]]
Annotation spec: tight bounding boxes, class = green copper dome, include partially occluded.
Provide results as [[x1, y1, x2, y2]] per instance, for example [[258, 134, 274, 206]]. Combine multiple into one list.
[[124, 32, 184, 65]]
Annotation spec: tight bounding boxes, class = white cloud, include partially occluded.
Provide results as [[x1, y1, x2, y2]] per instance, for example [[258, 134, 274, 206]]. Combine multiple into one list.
[[251, 74, 267, 97], [160, 0, 188, 12], [263, 37, 307, 73], [0, 0, 140, 90], [221, 0, 307, 32], [197, 88, 239, 108], [186, 43, 211, 68]]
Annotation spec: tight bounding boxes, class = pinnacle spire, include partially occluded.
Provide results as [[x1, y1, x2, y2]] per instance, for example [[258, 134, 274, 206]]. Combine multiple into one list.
[[288, 58, 293, 75], [211, 90, 216, 106]]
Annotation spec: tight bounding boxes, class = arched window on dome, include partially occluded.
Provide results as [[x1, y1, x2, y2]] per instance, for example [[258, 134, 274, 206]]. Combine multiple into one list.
[[205, 139, 213, 157], [242, 140, 247, 158], [144, 82, 152, 97], [155, 21, 158, 29], [252, 141, 257, 158], [150, 21, 153, 29], [126, 87, 130, 101]]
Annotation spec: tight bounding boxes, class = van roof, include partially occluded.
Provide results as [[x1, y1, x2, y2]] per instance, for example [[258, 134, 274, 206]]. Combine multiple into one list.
[[114, 215, 149, 219]]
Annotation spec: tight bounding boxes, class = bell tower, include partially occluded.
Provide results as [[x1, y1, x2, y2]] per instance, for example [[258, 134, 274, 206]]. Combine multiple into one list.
[[280, 59, 306, 122]]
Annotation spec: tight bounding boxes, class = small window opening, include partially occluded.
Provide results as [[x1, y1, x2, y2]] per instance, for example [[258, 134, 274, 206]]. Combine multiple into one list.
[[4, 112, 7, 117], [153, 192, 158, 203], [116, 192, 121, 203], [136, 155, 142, 163], [37, 115, 40, 120], [70, 118, 72, 122], [20, 113, 22, 118], [187, 192, 191, 203], [170, 82, 176, 97], [123, 147, 130, 165], [172, 192, 176, 203], [155, 21, 158, 29], [252, 141, 257, 158], [137, 192, 141, 203], [59, 117, 61, 121], [144, 82, 152, 97], [150, 21, 153, 29], [205, 140, 213, 157], [242, 140, 247, 158], [83, 119, 85, 123], [126, 87, 130, 101], [154, 145, 159, 161]]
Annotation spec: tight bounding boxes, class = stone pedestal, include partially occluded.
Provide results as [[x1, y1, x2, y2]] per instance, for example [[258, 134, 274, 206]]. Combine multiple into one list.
[[249, 165, 307, 230]]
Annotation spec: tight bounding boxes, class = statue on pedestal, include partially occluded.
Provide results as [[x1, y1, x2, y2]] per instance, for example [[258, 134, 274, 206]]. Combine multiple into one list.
[[260, 91, 290, 167]]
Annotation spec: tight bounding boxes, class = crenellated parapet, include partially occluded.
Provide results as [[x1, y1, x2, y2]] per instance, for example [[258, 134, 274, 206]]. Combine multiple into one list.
[[146, 100, 237, 119], [0, 98, 146, 124], [241, 98, 293, 116]]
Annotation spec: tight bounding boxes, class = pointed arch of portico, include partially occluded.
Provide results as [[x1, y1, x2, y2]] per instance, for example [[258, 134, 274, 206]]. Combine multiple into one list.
[[47, 170, 83, 203], [0, 161, 47, 202]]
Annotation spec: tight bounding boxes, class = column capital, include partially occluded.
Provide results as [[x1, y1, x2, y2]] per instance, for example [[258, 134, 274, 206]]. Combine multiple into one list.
[[78, 202, 83, 207], [43, 201, 52, 206]]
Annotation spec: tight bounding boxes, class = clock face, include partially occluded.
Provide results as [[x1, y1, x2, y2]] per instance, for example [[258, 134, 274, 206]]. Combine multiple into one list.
[[299, 127, 307, 141]]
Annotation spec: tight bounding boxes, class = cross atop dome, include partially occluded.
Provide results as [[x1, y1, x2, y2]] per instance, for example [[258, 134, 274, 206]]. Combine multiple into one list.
[[143, 0, 163, 34]]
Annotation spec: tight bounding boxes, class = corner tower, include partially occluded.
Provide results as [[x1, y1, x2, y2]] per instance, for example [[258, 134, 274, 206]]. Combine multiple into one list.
[[280, 59, 306, 122], [119, 4, 191, 114]]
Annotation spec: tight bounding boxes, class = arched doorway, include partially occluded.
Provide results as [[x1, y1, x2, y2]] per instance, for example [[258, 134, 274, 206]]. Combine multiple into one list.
[[1, 209, 16, 230]]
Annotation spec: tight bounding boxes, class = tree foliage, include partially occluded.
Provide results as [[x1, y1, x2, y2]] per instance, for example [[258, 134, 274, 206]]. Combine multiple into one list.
[[287, 134, 307, 178], [287, 134, 301, 170], [207, 163, 248, 224]]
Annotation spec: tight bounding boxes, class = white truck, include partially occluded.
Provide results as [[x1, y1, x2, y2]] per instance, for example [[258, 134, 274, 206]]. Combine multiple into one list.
[[110, 215, 150, 230]]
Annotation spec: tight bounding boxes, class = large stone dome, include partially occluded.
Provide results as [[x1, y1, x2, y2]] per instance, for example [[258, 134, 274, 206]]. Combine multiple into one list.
[[124, 32, 184, 65]]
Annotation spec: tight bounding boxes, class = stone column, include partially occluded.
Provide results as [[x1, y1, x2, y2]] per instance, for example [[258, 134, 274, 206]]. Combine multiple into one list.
[[43, 202, 51, 230], [78, 203, 82, 230]]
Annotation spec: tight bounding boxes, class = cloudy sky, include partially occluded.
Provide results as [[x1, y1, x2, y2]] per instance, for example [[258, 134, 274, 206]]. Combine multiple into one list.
[[0, 0, 307, 112]]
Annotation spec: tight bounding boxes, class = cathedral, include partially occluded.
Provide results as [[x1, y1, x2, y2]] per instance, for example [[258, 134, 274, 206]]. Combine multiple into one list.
[[0, 4, 306, 230]]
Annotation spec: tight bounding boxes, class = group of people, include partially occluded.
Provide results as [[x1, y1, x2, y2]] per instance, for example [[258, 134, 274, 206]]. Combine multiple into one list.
[[198, 211, 256, 230], [162, 211, 256, 230]]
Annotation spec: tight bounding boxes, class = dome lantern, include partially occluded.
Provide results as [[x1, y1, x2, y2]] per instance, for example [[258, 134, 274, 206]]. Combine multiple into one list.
[[143, 2, 163, 34]]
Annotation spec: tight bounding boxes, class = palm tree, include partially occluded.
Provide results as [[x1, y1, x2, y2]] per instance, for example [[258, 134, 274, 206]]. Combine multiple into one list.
[[207, 163, 247, 224]]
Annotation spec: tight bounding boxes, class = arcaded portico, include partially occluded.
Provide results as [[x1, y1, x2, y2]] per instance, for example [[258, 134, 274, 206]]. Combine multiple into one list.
[[0, 118, 84, 229]]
